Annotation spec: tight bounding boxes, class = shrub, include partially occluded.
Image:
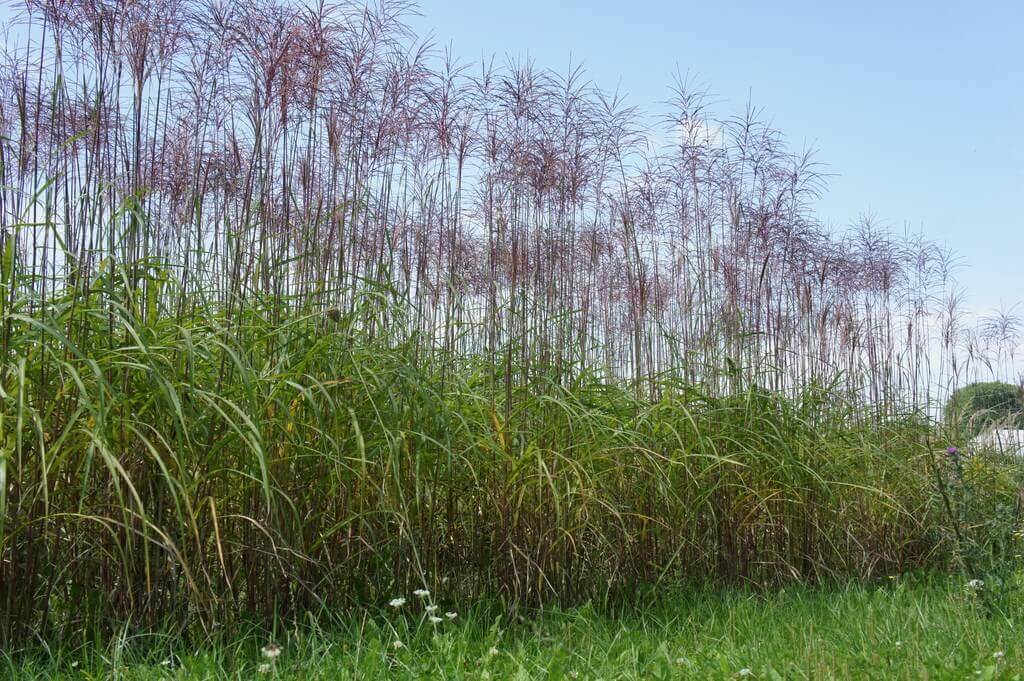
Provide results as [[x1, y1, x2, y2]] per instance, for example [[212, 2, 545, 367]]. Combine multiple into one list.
[[944, 382, 1024, 436]]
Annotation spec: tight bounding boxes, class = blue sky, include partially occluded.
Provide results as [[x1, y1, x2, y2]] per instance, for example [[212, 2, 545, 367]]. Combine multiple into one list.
[[409, 0, 1023, 318]]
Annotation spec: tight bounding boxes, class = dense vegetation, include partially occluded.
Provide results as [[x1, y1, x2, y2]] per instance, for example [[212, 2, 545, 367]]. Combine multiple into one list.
[[0, 0, 1021, 656], [3, 285, 1005, 641]]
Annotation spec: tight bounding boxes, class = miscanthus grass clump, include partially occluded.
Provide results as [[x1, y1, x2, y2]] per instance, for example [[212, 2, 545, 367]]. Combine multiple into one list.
[[0, 278, 1013, 643], [0, 0, 1020, 646]]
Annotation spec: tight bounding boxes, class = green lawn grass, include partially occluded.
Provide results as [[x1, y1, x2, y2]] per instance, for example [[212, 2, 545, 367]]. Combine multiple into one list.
[[6, 575, 1022, 680]]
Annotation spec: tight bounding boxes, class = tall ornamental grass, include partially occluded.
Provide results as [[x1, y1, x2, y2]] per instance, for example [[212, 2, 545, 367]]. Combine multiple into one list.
[[1, 273, 974, 642]]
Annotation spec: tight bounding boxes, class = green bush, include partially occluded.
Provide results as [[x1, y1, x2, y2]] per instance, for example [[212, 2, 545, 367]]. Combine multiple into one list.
[[944, 382, 1024, 436]]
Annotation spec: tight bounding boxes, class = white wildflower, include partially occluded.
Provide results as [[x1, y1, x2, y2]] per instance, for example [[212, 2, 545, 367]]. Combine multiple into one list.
[[389, 597, 407, 608], [995, 651, 1005, 660], [413, 588, 430, 598], [738, 669, 752, 677], [429, 615, 443, 624], [258, 662, 271, 673], [445, 611, 457, 619], [392, 639, 404, 650], [425, 604, 438, 613], [261, 643, 281, 659], [488, 646, 500, 657], [967, 579, 985, 590]]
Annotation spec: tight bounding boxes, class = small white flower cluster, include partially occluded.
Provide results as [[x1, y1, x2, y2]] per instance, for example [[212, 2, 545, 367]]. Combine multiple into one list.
[[966, 578, 985, 593], [258, 642, 281, 674], [387, 587, 457, 626]]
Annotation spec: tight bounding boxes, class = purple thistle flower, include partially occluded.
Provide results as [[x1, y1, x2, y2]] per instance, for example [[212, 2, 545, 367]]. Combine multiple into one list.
[[947, 446, 959, 457]]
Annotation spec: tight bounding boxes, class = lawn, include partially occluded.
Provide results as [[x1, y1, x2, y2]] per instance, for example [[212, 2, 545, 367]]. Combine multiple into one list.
[[6, 576, 1020, 680]]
